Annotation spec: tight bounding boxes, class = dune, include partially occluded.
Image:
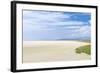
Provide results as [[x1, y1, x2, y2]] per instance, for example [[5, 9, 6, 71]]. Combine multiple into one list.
[[23, 41, 91, 63]]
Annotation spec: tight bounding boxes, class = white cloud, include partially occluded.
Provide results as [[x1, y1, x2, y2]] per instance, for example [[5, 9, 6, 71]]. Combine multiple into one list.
[[23, 10, 72, 23], [79, 26, 91, 36], [67, 26, 91, 39]]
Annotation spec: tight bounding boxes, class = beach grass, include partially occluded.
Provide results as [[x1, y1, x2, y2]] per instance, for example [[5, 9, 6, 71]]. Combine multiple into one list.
[[75, 45, 91, 55]]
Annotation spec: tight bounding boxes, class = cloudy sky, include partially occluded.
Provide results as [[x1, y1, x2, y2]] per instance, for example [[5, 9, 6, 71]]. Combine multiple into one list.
[[23, 10, 91, 41]]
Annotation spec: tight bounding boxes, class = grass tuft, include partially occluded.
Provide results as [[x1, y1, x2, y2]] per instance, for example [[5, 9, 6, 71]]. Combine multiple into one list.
[[75, 45, 91, 55]]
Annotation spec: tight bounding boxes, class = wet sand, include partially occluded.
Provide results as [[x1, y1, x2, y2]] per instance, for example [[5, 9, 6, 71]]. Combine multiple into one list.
[[23, 41, 91, 63]]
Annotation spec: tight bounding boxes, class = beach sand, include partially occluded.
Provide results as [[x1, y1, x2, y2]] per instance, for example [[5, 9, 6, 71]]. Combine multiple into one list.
[[23, 41, 91, 63]]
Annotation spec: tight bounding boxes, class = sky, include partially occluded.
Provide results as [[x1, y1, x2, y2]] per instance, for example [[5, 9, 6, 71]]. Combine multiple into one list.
[[23, 10, 91, 41]]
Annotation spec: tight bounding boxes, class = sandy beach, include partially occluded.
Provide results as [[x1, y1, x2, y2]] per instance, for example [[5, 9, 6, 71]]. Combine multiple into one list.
[[23, 41, 91, 63]]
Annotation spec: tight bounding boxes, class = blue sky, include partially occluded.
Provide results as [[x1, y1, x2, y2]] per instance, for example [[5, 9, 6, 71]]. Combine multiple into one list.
[[23, 10, 91, 41]]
